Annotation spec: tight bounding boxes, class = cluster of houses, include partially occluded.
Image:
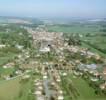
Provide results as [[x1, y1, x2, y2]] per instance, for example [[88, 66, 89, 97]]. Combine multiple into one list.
[[27, 28, 64, 53], [0, 44, 6, 48], [67, 45, 101, 60], [33, 64, 64, 100], [73, 63, 106, 92]]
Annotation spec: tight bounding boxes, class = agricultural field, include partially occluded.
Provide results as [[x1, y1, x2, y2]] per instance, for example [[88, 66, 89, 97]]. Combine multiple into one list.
[[60, 72, 106, 100], [47, 24, 101, 34], [81, 36, 106, 54], [0, 52, 16, 66], [0, 70, 40, 100], [0, 77, 21, 100]]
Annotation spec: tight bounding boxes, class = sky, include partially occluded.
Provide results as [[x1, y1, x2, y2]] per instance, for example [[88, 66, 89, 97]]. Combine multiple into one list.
[[0, 0, 106, 18]]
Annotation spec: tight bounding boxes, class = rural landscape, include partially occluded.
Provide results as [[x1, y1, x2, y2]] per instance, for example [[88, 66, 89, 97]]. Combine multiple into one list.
[[0, 0, 106, 100]]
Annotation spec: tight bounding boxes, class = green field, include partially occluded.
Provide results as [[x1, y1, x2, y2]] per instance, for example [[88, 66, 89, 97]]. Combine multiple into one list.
[[81, 42, 106, 57], [0, 54, 16, 66], [60, 73, 106, 100], [70, 75, 106, 100], [47, 24, 101, 34], [81, 36, 106, 54], [0, 71, 41, 100], [0, 77, 21, 100]]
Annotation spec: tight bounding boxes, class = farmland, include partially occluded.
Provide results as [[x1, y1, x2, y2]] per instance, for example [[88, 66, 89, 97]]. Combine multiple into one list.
[[60, 72, 106, 100], [0, 70, 40, 100], [47, 24, 101, 34]]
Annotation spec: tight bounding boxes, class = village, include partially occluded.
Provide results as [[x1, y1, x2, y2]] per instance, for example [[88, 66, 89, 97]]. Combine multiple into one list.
[[0, 25, 106, 100], [0, 0, 106, 100]]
